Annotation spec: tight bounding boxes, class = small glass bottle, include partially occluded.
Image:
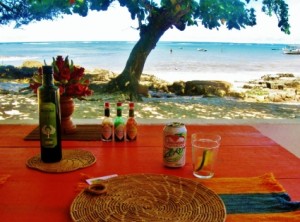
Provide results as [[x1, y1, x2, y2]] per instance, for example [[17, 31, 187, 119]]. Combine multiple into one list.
[[114, 102, 125, 142], [126, 102, 137, 141], [101, 102, 113, 141], [38, 65, 62, 163]]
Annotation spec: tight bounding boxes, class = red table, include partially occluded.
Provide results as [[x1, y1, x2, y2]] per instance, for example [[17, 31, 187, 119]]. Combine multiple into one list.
[[0, 124, 299, 221]]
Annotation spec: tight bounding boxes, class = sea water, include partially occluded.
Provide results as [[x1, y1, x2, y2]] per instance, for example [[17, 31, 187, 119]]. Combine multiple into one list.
[[0, 41, 299, 83]]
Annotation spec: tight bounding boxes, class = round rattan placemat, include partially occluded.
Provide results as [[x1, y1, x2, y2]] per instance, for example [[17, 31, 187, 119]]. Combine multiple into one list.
[[70, 174, 226, 222], [26, 149, 96, 173]]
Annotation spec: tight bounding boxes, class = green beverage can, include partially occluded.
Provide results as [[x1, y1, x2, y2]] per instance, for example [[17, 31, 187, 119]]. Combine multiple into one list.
[[163, 122, 187, 168]]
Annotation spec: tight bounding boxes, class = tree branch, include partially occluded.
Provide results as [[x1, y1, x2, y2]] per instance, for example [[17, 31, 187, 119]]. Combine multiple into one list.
[[0, 1, 14, 12]]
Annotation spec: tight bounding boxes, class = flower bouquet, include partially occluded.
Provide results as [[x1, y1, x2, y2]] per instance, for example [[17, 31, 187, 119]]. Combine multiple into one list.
[[30, 55, 93, 98]]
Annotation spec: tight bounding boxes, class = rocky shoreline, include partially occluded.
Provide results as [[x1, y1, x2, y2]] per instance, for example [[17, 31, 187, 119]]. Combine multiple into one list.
[[1, 62, 300, 121], [87, 68, 300, 104], [1, 61, 300, 104], [144, 73, 300, 104]]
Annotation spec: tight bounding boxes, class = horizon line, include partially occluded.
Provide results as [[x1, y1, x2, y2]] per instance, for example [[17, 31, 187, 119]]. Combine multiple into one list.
[[0, 40, 297, 45]]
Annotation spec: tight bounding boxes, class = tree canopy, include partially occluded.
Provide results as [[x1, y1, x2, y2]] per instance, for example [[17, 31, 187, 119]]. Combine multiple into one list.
[[0, 0, 290, 33], [0, 0, 291, 100]]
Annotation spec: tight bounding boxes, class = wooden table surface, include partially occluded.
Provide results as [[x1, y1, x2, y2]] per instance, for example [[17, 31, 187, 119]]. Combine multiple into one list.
[[0, 124, 299, 221]]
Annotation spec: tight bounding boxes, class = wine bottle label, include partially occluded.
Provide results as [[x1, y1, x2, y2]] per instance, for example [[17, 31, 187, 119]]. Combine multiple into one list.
[[102, 124, 113, 140], [115, 125, 125, 140], [40, 102, 57, 148]]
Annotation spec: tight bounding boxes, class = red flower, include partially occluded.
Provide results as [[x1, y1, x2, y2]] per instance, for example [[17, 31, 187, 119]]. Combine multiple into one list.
[[29, 82, 40, 94], [30, 55, 93, 99], [65, 83, 92, 97], [71, 66, 85, 81], [56, 56, 64, 71], [53, 56, 71, 81]]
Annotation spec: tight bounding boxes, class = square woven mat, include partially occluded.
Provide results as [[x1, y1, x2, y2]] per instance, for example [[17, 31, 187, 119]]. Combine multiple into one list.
[[24, 125, 102, 141]]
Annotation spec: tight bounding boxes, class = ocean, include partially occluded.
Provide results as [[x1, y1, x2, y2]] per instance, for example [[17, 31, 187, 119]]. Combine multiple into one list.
[[1, 41, 300, 120], [1, 41, 299, 83]]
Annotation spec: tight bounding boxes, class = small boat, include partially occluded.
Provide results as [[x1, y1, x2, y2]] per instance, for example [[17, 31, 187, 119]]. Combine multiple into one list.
[[282, 46, 300, 55], [197, 48, 207, 52]]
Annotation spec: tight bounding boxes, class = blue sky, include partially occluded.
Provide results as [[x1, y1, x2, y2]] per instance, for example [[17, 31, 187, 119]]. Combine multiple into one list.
[[0, 0, 299, 44]]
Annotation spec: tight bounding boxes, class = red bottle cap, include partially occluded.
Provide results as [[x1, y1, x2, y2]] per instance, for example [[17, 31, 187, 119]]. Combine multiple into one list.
[[129, 102, 134, 108], [104, 102, 110, 108], [117, 102, 122, 107]]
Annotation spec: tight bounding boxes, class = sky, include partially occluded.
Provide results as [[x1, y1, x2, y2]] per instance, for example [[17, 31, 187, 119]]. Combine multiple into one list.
[[0, 0, 299, 44]]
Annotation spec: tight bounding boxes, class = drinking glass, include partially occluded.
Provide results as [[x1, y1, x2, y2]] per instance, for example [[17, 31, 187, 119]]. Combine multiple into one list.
[[191, 133, 221, 179]]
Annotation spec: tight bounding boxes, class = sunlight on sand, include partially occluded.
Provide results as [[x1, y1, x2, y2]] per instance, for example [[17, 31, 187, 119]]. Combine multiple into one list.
[[1, 93, 300, 122], [4, 110, 22, 115]]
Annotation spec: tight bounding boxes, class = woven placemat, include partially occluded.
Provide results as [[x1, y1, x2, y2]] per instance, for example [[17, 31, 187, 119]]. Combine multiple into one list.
[[24, 125, 102, 141], [70, 174, 226, 222], [26, 149, 96, 173]]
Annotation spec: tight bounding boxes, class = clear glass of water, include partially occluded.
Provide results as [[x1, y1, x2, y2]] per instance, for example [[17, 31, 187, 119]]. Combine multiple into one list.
[[191, 133, 221, 179]]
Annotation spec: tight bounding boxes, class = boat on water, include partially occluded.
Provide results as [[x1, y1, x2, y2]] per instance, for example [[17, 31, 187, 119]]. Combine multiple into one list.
[[282, 46, 300, 55], [197, 48, 207, 52]]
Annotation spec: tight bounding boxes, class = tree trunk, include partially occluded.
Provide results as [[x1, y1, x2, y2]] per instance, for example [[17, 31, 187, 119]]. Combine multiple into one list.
[[108, 11, 174, 101]]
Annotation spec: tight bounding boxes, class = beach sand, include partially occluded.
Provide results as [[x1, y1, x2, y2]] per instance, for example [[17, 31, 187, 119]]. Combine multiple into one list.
[[1, 91, 300, 123], [1, 67, 300, 122]]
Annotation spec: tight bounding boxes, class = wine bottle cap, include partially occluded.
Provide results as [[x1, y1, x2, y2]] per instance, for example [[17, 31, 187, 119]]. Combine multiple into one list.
[[42, 66, 54, 85], [42, 65, 53, 74], [104, 102, 110, 108], [117, 102, 122, 107]]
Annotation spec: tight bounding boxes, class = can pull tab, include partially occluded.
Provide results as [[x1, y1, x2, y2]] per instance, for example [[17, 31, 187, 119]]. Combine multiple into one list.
[[85, 183, 107, 195]]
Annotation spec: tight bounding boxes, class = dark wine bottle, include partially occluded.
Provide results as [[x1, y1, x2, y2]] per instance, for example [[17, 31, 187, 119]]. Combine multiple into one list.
[[38, 65, 62, 163]]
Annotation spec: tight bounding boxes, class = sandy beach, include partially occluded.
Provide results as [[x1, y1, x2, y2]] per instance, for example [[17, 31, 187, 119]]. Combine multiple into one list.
[[0, 93, 297, 122], [1, 74, 300, 123]]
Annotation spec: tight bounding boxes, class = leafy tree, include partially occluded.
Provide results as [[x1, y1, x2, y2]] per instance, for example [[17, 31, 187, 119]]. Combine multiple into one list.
[[0, 0, 290, 100]]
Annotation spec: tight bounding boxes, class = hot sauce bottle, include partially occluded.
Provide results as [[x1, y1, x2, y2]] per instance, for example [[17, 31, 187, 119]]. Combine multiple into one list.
[[114, 102, 125, 142], [126, 102, 137, 141], [101, 102, 113, 141]]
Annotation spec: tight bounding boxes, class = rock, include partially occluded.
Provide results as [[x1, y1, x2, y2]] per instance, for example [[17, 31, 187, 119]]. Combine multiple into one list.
[[278, 85, 284, 90], [22, 60, 43, 68], [277, 73, 295, 78], [266, 82, 284, 90], [86, 69, 117, 82], [184, 80, 232, 97], [243, 84, 254, 89], [261, 73, 294, 81], [256, 95, 266, 103], [0, 89, 10, 94], [138, 84, 149, 97], [149, 90, 175, 98], [285, 91, 295, 99], [140, 74, 171, 93], [268, 82, 274, 89], [269, 93, 284, 103], [0, 65, 37, 79], [168, 81, 186, 95], [261, 74, 279, 81], [285, 79, 300, 88], [229, 91, 246, 99]]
